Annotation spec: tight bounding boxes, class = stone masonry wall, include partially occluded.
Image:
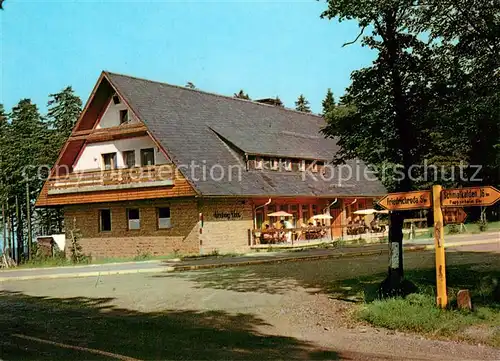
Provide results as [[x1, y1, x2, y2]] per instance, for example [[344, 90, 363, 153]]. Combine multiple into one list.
[[199, 198, 253, 254], [64, 197, 199, 259]]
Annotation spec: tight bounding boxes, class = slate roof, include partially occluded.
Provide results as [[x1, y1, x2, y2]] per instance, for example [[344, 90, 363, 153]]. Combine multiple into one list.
[[105, 71, 386, 197]]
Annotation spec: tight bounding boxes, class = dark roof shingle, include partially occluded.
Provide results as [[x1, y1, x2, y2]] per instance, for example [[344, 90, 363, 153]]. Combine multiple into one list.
[[105, 71, 386, 197]]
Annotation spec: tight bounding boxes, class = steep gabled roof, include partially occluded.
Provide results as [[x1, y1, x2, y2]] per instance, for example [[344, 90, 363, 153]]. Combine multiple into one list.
[[99, 71, 385, 197]]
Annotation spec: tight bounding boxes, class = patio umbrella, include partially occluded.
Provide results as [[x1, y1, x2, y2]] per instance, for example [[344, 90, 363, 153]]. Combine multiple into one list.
[[267, 211, 293, 217], [354, 209, 390, 215], [312, 213, 333, 220], [353, 209, 378, 215]]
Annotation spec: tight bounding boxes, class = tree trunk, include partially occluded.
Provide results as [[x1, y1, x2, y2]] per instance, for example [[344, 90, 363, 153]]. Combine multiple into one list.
[[379, 9, 415, 294]]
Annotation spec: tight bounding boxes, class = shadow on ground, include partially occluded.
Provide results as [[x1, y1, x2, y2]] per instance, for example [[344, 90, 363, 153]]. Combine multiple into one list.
[[161, 252, 500, 304], [0, 291, 338, 360]]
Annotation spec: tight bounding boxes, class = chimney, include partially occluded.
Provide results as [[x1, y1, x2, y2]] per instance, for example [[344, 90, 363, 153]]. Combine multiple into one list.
[[256, 97, 284, 107]]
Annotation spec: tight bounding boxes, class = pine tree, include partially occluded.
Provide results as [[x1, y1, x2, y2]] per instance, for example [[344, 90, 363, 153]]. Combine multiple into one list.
[[234, 90, 250, 100], [322, 88, 335, 116], [295, 94, 311, 113], [47, 86, 82, 151]]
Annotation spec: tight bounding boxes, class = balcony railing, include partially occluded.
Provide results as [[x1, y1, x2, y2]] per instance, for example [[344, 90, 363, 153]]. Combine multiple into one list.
[[47, 165, 175, 195]]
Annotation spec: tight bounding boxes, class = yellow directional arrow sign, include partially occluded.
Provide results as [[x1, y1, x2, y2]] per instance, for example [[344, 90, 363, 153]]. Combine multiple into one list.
[[378, 190, 432, 211], [441, 186, 500, 208]]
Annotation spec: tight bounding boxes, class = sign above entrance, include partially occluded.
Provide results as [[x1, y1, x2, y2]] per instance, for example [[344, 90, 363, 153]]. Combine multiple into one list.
[[441, 186, 500, 208], [378, 190, 432, 211]]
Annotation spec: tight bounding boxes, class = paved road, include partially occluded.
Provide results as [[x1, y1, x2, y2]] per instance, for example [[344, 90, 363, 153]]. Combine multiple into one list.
[[0, 231, 497, 281], [2, 252, 499, 360]]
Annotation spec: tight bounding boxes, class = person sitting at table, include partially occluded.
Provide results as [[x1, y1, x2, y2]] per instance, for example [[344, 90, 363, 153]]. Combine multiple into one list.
[[262, 224, 274, 243]]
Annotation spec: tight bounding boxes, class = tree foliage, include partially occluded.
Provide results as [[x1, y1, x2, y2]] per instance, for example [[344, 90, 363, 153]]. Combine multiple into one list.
[[320, 0, 499, 192], [322, 88, 335, 116], [0, 87, 82, 259], [47, 86, 82, 151], [234, 90, 250, 100], [295, 94, 311, 113], [274, 96, 284, 107]]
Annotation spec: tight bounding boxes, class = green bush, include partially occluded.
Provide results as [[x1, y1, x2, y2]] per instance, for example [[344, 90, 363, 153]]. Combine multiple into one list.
[[478, 220, 488, 232], [448, 224, 460, 234]]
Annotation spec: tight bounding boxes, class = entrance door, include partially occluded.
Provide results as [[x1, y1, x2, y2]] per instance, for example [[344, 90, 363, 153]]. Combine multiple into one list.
[[330, 208, 342, 238]]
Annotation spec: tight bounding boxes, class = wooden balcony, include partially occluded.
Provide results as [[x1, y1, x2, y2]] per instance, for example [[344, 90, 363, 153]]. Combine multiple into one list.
[[47, 165, 175, 195]]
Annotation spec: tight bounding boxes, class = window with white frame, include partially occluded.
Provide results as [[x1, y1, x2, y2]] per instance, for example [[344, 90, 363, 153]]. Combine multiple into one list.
[[127, 208, 140, 230], [271, 158, 279, 170], [311, 161, 318, 172], [119, 109, 129, 124], [141, 148, 155, 166], [158, 207, 171, 229], [283, 159, 292, 171], [299, 160, 306, 172], [123, 150, 136, 168], [255, 156, 263, 170], [102, 153, 117, 170]]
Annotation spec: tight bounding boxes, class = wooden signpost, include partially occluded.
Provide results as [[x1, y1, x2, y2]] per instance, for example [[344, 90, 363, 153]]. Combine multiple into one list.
[[379, 185, 500, 308], [443, 208, 467, 225], [378, 190, 432, 211], [441, 186, 500, 208]]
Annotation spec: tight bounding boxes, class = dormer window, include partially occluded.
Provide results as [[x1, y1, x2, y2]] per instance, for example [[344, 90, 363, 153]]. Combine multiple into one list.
[[306, 160, 318, 173], [283, 159, 292, 171], [255, 156, 263, 170], [299, 160, 306, 172], [271, 158, 279, 170], [119, 109, 129, 124]]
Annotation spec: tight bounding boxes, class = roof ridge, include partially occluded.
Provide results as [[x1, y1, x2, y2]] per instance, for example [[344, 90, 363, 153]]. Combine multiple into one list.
[[103, 70, 324, 120]]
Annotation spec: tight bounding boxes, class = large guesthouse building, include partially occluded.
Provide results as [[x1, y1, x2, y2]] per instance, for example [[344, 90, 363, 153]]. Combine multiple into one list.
[[36, 72, 386, 258]]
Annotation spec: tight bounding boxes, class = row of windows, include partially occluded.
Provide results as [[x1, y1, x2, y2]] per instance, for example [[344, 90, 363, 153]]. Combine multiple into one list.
[[250, 156, 322, 172], [99, 207, 171, 232], [102, 148, 155, 170]]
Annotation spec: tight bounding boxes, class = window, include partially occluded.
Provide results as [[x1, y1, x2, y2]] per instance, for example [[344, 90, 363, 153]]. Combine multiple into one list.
[[306, 160, 318, 173], [99, 209, 112, 232], [302, 205, 310, 224], [141, 148, 155, 166], [270, 158, 279, 170], [119, 109, 129, 124], [283, 159, 292, 171], [123, 150, 136, 168], [102, 153, 117, 170], [290, 204, 298, 226], [299, 160, 306, 172], [158, 207, 171, 229], [255, 156, 263, 170], [127, 208, 140, 230]]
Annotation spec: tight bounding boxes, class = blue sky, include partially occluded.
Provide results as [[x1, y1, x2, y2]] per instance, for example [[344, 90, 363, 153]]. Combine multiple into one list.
[[1, 0, 375, 114]]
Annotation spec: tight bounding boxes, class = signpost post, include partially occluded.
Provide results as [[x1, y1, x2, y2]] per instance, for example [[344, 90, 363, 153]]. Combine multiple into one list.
[[379, 190, 432, 295], [432, 185, 447, 308]]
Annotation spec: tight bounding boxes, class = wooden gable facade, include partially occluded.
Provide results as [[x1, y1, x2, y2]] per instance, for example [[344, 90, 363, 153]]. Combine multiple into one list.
[[35, 73, 197, 208]]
